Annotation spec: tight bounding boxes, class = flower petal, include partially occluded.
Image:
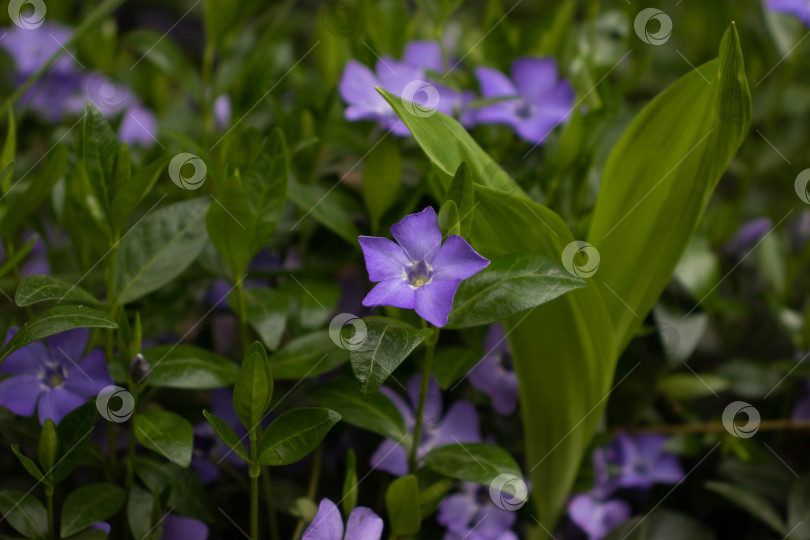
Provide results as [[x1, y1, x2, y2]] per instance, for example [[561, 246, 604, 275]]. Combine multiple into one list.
[[475, 504, 517, 538], [414, 279, 460, 327], [339, 60, 387, 117], [475, 66, 518, 98], [1, 327, 48, 374], [162, 515, 209, 540], [0, 374, 43, 417], [345, 507, 384, 540], [430, 235, 490, 281], [433, 401, 481, 447], [362, 278, 415, 310], [37, 387, 85, 425], [511, 57, 559, 104], [404, 41, 443, 72], [390, 207, 442, 262], [537, 80, 575, 122], [376, 58, 425, 97], [358, 236, 409, 282], [370, 438, 408, 476], [437, 493, 478, 532], [46, 328, 89, 366], [490, 375, 519, 416], [406, 375, 442, 425], [304, 499, 344, 540], [63, 349, 113, 397]]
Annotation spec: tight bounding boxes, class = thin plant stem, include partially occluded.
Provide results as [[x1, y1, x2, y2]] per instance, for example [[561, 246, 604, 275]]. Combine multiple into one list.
[[291, 445, 323, 539], [408, 327, 438, 472], [235, 279, 249, 355], [262, 466, 281, 540], [249, 431, 260, 540], [45, 484, 54, 539]]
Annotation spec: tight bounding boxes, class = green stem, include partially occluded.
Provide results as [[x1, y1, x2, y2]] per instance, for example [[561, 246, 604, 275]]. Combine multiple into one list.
[[249, 431, 260, 540], [261, 467, 281, 540], [292, 445, 323, 539], [235, 279, 249, 355], [408, 328, 438, 472], [45, 484, 54, 539], [201, 42, 216, 147]]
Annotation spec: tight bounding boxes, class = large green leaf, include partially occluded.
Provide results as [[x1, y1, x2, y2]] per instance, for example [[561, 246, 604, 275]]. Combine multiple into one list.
[[203, 409, 249, 462], [53, 402, 96, 484], [82, 103, 118, 215], [109, 155, 172, 235], [134, 410, 194, 467], [314, 378, 407, 441], [60, 483, 125, 538], [206, 172, 255, 277], [0, 490, 48, 539], [422, 443, 523, 486], [257, 407, 340, 466], [287, 179, 361, 243], [114, 197, 210, 304], [233, 341, 273, 432], [587, 24, 752, 352], [0, 306, 117, 366], [386, 475, 421, 536], [350, 317, 433, 398], [362, 134, 401, 232], [243, 128, 288, 254], [15, 275, 99, 307], [227, 287, 287, 351], [446, 254, 586, 328], [269, 331, 348, 379], [141, 345, 238, 388]]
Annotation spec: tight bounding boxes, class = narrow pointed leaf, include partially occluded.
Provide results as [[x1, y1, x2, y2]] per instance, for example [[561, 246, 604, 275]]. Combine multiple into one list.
[[257, 407, 340, 466], [233, 341, 273, 431], [206, 172, 255, 277], [0, 490, 47, 540], [15, 275, 100, 307], [423, 443, 523, 486], [141, 345, 238, 388], [203, 409, 249, 462], [134, 410, 194, 467], [60, 483, 125, 537], [314, 378, 407, 441], [386, 475, 421, 536]]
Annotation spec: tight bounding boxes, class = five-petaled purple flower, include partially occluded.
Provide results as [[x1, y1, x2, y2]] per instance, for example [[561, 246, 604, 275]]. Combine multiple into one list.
[[767, 0, 810, 26], [359, 207, 489, 328], [474, 58, 575, 145], [568, 493, 631, 540], [303, 498, 383, 540], [372, 375, 480, 476], [438, 482, 518, 540], [0, 327, 112, 424], [468, 324, 519, 415]]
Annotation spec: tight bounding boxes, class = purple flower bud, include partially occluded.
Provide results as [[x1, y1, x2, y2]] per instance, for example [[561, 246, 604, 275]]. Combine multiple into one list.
[[128, 353, 150, 382]]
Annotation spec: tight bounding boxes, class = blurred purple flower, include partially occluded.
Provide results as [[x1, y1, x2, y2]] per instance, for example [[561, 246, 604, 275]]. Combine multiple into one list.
[[214, 94, 231, 129], [438, 482, 518, 540], [468, 324, 518, 415], [303, 498, 383, 540], [606, 433, 684, 490], [359, 207, 489, 327], [118, 103, 158, 147], [724, 217, 772, 255], [0, 328, 112, 424], [162, 514, 208, 540], [474, 58, 574, 144], [793, 381, 810, 420], [371, 375, 481, 476], [568, 493, 631, 540], [768, 0, 810, 26], [0, 231, 51, 277]]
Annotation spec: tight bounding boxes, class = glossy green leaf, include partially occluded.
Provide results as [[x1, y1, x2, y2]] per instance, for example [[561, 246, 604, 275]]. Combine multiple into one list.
[[60, 483, 125, 537], [350, 317, 433, 398], [386, 474, 421, 536], [109, 154, 172, 235], [362, 134, 401, 231], [706, 481, 786, 535], [141, 345, 238, 388], [134, 410, 194, 467], [288, 178, 361, 244], [83, 103, 118, 214], [227, 287, 287, 351], [203, 409, 249, 462], [257, 407, 340, 466], [314, 378, 407, 441], [442, 161, 475, 236], [11, 444, 45, 483], [446, 254, 586, 328], [342, 449, 358, 516], [269, 331, 348, 379], [423, 443, 523, 486], [207, 172, 255, 277], [587, 23, 752, 352], [53, 402, 96, 484], [437, 200, 460, 237], [133, 458, 207, 520], [0, 306, 117, 366], [37, 419, 57, 473], [127, 486, 154, 540], [433, 346, 482, 390], [233, 341, 274, 432], [114, 197, 210, 304], [244, 128, 288, 254], [0, 490, 48, 540], [15, 275, 99, 307]]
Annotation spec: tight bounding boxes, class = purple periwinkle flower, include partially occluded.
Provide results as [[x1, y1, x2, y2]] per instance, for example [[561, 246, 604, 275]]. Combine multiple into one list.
[[724, 217, 772, 255], [474, 57, 575, 144], [605, 433, 684, 490], [468, 324, 518, 415], [118, 103, 159, 147], [372, 375, 480, 476], [162, 514, 208, 540], [767, 0, 810, 26], [214, 94, 232, 129], [359, 207, 489, 327], [303, 498, 383, 540], [0, 328, 112, 424], [568, 493, 631, 540], [438, 482, 518, 540]]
